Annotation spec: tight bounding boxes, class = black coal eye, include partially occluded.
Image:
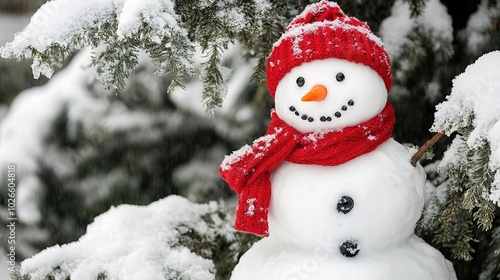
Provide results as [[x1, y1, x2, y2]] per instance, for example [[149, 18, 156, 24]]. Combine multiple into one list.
[[337, 196, 354, 214], [336, 72, 345, 82], [296, 77, 305, 87]]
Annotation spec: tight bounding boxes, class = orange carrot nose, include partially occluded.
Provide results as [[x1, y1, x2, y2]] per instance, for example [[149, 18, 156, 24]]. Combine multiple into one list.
[[301, 85, 328, 102]]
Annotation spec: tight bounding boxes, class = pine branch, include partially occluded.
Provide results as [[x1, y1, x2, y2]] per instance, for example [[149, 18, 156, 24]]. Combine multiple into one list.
[[401, 0, 427, 17], [451, 218, 476, 261], [462, 144, 496, 231], [479, 227, 500, 280], [0, 0, 195, 103], [10, 268, 30, 280], [201, 40, 227, 114], [433, 187, 477, 261], [431, 137, 479, 261]]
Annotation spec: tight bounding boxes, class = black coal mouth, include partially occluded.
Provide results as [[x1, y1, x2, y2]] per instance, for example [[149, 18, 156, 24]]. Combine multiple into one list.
[[288, 99, 355, 123]]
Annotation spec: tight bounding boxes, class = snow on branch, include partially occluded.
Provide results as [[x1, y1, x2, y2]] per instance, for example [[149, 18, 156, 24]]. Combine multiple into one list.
[[432, 51, 500, 229], [14, 196, 257, 280], [0, 0, 273, 111], [0, 0, 193, 92]]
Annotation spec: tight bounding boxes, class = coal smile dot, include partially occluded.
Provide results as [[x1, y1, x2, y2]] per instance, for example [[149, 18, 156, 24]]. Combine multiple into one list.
[[320, 116, 332, 122], [289, 100, 354, 123]]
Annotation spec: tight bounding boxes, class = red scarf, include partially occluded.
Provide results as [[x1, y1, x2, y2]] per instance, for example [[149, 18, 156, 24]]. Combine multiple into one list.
[[219, 102, 395, 236]]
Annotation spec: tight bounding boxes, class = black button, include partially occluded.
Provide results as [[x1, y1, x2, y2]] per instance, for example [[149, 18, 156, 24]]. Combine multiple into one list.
[[340, 239, 359, 257], [337, 196, 354, 214]]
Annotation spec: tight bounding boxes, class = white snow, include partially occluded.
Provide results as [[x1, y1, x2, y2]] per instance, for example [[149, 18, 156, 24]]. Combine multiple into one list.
[[1, 0, 113, 78], [432, 51, 500, 205], [253, 127, 282, 159], [20, 196, 228, 280], [220, 144, 252, 172], [253, 0, 272, 16], [272, 0, 384, 54], [292, 36, 303, 56], [0, 0, 191, 80], [304, 130, 327, 146], [220, 126, 281, 171], [379, 0, 453, 59], [273, 19, 384, 56], [216, 5, 246, 33], [116, 0, 180, 40], [287, 1, 343, 31], [493, 172, 500, 204], [245, 198, 257, 216], [438, 137, 467, 174]]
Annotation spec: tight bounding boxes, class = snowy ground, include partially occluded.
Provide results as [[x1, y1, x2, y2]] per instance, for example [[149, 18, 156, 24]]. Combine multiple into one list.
[[18, 196, 243, 280]]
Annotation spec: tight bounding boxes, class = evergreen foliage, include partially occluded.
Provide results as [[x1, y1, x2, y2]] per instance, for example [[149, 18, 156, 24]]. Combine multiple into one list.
[[0, 0, 428, 113], [0, 47, 257, 261]]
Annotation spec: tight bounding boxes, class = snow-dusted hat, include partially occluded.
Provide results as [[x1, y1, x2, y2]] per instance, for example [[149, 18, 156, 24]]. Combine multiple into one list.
[[266, 0, 392, 97]]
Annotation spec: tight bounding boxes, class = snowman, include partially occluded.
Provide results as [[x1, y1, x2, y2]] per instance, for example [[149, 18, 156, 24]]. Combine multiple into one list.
[[219, 1, 457, 279]]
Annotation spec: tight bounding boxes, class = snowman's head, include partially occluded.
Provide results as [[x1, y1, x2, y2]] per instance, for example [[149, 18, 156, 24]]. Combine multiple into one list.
[[274, 58, 387, 133], [266, 0, 392, 132]]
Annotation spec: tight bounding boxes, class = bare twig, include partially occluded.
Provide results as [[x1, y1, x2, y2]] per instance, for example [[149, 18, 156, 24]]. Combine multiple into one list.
[[411, 132, 445, 167]]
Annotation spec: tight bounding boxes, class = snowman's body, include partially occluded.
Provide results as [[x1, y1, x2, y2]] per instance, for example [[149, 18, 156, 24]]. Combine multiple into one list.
[[231, 139, 456, 279], [232, 234, 454, 280]]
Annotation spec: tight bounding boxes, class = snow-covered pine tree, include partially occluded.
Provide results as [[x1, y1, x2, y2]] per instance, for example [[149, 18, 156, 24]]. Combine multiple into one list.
[[0, 1, 266, 271], [414, 2, 500, 279], [10, 195, 259, 280], [0, 42, 263, 259], [0, 0, 428, 113], [2, 0, 500, 279], [421, 50, 500, 279]]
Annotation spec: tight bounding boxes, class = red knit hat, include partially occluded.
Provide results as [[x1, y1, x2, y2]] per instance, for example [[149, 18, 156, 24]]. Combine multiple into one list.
[[266, 0, 392, 97]]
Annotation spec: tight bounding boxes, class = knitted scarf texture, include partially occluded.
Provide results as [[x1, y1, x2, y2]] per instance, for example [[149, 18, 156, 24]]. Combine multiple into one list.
[[219, 102, 395, 236]]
